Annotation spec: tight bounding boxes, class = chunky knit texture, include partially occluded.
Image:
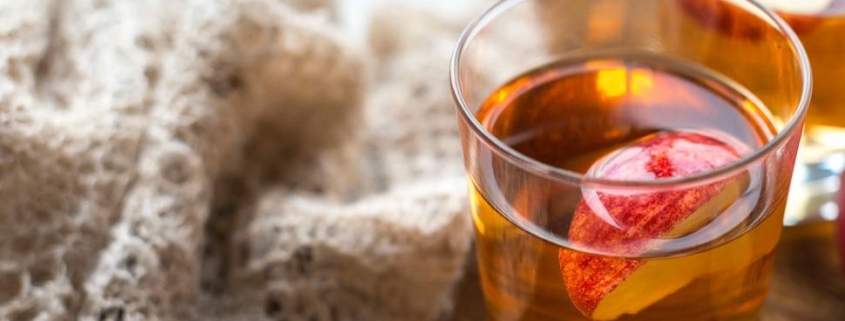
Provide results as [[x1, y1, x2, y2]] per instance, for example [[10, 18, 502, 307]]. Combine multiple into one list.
[[0, 0, 483, 320]]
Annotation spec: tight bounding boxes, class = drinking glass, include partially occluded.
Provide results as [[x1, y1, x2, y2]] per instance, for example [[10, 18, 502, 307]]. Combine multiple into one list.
[[450, 0, 811, 320], [758, 0, 845, 225]]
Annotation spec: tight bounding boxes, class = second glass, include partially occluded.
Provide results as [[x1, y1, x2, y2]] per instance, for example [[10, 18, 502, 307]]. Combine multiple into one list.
[[760, 0, 845, 225], [451, 0, 811, 320]]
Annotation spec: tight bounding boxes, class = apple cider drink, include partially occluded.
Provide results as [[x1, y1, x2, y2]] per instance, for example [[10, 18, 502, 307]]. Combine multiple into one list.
[[452, 1, 811, 320], [771, 0, 845, 135], [472, 54, 782, 321], [673, 0, 845, 224], [761, 0, 845, 224]]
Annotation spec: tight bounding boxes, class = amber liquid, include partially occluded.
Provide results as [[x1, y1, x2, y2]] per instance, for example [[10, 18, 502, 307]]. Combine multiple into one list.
[[767, 2, 845, 224], [471, 55, 787, 321], [778, 3, 845, 150]]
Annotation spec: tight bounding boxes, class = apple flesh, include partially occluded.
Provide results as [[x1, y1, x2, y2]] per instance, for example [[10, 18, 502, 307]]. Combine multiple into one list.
[[763, 0, 833, 35], [559, 131, 754, 320], [761, 0, 833, 15]]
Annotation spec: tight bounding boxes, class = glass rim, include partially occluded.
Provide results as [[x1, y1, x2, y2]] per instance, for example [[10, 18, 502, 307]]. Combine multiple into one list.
[[449, 0, 813, 189]]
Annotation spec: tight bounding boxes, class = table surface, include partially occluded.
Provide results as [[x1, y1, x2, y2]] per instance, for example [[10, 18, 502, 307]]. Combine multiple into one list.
[[448, 221, 845, 321]]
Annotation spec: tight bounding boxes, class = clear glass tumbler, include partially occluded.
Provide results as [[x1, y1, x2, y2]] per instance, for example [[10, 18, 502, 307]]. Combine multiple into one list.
[[450, 0, 811, 320]]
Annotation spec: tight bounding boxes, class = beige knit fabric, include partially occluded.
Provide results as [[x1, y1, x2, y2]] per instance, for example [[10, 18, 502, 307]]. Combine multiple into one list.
[[0, 0, 480, 320]]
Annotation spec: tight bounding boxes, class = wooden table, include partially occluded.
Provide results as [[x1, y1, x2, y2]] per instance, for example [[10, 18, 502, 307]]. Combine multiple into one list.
[[449, 221, 845, 321]]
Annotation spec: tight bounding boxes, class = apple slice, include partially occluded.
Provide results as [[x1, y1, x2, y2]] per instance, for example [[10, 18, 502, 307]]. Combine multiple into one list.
[[763, 0, 833, 35], [678, 0, 829, 39], [559, 131, 760, 320], [679, 0, 772, 40], [760, 0, 834, 16]]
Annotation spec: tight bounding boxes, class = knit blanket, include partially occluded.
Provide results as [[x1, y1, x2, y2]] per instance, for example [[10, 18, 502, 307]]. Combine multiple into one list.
[[0, 0, 488, 320]]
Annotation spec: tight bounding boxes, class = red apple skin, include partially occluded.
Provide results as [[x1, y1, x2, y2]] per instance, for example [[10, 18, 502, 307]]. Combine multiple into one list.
[[679, 0, 768, 40], [559, 131, 747, 317], [777, 12, 823, 36], [678, 0, 822, 40]]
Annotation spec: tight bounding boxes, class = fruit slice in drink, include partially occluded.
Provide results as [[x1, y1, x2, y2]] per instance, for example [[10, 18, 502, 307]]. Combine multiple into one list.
[[559, 131, 779, 320], [679, 0, 832, 38]]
